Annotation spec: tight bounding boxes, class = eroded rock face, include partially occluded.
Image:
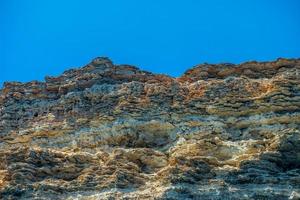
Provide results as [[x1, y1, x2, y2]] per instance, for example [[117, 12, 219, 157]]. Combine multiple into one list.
[[0, 57, 300, 199]]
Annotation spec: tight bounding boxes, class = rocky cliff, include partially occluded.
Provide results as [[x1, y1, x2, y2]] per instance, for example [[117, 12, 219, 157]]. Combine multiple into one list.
[[0, 57, 300, 200]]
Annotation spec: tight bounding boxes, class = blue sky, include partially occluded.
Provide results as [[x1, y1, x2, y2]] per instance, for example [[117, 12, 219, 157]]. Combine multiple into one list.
[[1, 0, 300, 87]]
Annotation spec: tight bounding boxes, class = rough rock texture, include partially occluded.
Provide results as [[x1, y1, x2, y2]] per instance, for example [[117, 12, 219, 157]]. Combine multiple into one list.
[[0, 57, 300, 199]]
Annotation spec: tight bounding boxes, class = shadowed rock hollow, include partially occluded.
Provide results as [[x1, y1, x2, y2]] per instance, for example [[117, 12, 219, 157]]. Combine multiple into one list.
[[0, 57, 300, 199]]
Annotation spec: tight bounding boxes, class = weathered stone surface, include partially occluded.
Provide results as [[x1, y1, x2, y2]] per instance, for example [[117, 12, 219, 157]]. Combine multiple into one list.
[[0, 57, 300, 199]]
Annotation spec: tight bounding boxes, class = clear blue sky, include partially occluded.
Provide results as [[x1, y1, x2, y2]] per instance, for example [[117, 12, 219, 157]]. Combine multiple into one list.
[[1, 0, 300, 87]]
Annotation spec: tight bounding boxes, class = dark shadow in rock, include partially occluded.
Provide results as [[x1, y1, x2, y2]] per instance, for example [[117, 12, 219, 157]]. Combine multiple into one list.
[[226, 131, 300, 185], [160, 132, 300, 199]]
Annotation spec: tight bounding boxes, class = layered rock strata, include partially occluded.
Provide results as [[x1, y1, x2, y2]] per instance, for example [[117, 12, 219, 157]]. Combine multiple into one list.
[[0, 57, 300, 199]]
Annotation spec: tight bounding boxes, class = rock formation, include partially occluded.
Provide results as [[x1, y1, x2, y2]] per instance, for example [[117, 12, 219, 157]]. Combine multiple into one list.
[[0, 57, 299, 199]]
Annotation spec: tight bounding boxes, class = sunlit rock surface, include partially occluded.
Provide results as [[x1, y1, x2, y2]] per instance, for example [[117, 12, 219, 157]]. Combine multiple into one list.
[[0, 57, 300, 199]]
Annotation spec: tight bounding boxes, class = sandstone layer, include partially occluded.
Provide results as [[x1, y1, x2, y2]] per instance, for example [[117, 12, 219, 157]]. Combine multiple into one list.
[[0, 57, 300, 199]]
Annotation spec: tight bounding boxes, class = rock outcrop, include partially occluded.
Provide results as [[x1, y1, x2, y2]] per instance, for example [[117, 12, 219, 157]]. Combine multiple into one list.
[[0, 57, 300, 199]]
